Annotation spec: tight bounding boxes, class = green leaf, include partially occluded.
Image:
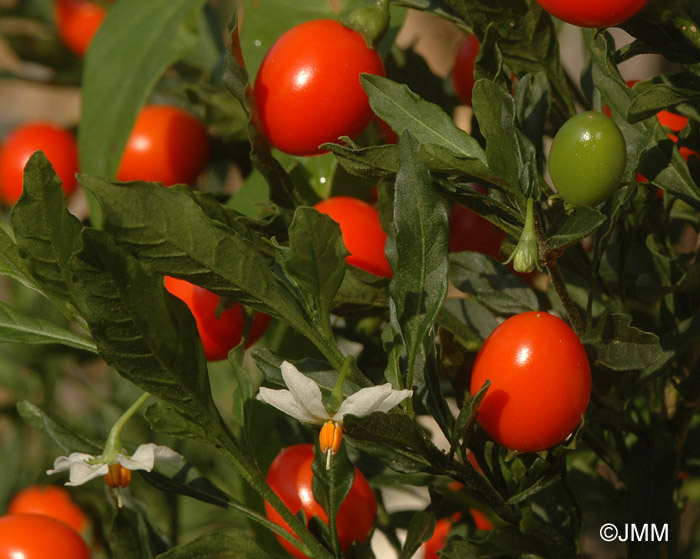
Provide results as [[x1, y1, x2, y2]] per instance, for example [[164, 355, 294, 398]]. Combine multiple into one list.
[[142, 461, 236, 510], [67, 228, 226, 440], [545, 205, 607, 253], [154, 529, 273, 559], [79, 178, 310, 337], [399, 510, 436, 559], [583, 29, 700, 211], [627, 81, 700, 123], [312, 443, 355, 557], [583, 312, 663, 371], [107, 508, 153, 559], [10, 151, 83, 307], [343, 412, 444, 472], [449, 252, 538, 315], [450, 380, 490, 455], [0, 300, 97, 353], [79, 0, 206, 178], [388, 132, 449, 386], [443, 0, 575, 116], [284, 207, 347, 329], [229, 344, 254, 430], [472, 79, 546, 199], [441, 526, 540, 559], [361, 74, 489, 168], [17, 400, 102, 455], [144, 401, 221, 449]]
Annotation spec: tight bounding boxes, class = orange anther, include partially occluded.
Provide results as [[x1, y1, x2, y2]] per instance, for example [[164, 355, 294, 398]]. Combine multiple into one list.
[[103, 463, 132, 489], [319, 421, 342, 469]]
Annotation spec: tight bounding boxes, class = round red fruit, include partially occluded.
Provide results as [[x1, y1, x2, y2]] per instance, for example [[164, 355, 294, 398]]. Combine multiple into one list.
[[314, 196, 392, 278], [0, 513, 91, 559], [470, 311, 591, 452], [264, 444, 377, 559], [0, 122, 78, 206], [54, 0, 107, 56], [164, 276, 271, 361], [116, 105, 210, 186], [8, 485, 87, 534], [533, 0, 648, 28], [253, 19, 385, 156]]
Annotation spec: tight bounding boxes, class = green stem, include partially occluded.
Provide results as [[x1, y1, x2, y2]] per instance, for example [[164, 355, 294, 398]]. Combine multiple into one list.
[[98, 392, 151, 463]]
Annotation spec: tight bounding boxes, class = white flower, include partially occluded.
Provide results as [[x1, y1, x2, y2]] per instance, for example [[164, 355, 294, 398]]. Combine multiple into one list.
[[257, 361, 412, 468], [257, 361, 413, 426], [47, 443, 183, 487]]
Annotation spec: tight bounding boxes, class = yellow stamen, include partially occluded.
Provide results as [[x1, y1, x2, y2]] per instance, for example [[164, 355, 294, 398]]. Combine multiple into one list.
[[103, 463, 132, 489], [319, 421, 342, 470]]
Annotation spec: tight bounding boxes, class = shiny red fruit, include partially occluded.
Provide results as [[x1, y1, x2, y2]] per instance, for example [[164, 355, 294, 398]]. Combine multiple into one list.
[[54, 0, 107, 56], [8, 485, 87, 534], [0, 514, 91, 559], [0, 122, 78, 206], [164, 276, 271, 361], [117, 105, 210, 186], [264, 444, 377, 559], [470, 311, 591, 452], [253, 19, 385, 156], [533, 0, 648, 28], [314, 196, 392, 278]]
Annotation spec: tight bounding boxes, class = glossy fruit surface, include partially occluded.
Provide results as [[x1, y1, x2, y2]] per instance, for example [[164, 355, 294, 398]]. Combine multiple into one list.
[[314, 196, 392, 278], [116, 105, 210, 186], [54, 0, 107, 56], [533, 0, 648, 28], [548, 111, 626, 206], [0, 122, 78, 206], [0, 513, 91, 559], [264, 444, 377, 559], [470, 311, 591, 452], [164, 276, 270, 361], [451, 34, 479, 106], [253, 19, 385, 156], [8, 485, 87, 534]]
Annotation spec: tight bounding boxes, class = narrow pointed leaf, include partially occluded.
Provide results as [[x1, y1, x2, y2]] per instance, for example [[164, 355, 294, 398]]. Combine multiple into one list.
[[80, 0, 206, 178], [0, 300, 96, 353], [388, 132, 449, 382], [10, 152, 83, 304]]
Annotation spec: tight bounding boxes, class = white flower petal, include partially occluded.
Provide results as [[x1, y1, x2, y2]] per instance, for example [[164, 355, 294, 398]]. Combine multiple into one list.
[[47, 452, 96, 475], [280, 362, 329, 421], [333, 384, 412, 421], [257, 386, 322, 424], [66, 461, 110, 486]]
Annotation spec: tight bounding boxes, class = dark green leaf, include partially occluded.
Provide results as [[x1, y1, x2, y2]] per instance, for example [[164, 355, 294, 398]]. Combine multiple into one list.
[[583, 312, 663, 371], [107, 507, 153, 559], [472, 79, 539, 198], [388, 132, 449, 383], [17, 400, 102, 455], [142, 461, 235, 510], [0, 300, 97, 353], [545, 206, 607, 253], [343, 412, 444, 472], [441, 526, 541, 559], [450, 252, 538, 314], [154, 529, 273, 559], [10, 151, 82, 306], [79, 178, 323, 347], [361, 74, 489, 167], [284, 207, 347, 326], [399, 510, 436, 559], [80, 0, 206, 178], [68, 228, 226, 441]]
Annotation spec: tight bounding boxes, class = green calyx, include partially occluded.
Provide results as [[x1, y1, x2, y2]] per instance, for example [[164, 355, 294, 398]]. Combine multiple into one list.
[[343, 0, 391, 50]]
